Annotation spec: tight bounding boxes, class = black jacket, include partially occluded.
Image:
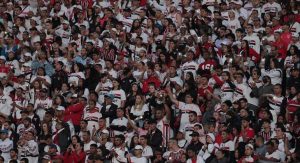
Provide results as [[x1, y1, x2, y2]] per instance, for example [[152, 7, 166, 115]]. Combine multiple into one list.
[[147, 128, 163, 150], [51, 70, 68, 91], [101, 103, 118, 124]]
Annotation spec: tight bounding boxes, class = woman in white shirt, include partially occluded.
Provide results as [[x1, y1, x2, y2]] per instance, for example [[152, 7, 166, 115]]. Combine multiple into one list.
[[130, 94, 149, 127], [30, 67, 51, 89], [68, 62, 85, 87], [261, 57, 282, 85]]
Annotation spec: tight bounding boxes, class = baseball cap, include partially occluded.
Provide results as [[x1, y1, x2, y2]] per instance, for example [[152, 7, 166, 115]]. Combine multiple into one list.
[[207, 133, 215, 142], [101, 129, 109, 135], [134, 145, 143, 150], [104, 94, 114, 99], [0, 56, 6, 61], [56, 106, 65, 111], [245, 144, 254, 150], [71, 94, 78, 98]]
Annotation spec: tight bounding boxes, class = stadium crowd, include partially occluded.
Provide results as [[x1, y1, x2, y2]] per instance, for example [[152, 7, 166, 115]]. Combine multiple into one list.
[[0, 0, 299, 162]]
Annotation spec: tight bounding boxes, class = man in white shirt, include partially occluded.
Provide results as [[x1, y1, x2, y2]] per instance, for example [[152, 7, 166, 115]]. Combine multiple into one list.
[[129, 145, 147, 163], [167, 88, 201, 131], [258, 141, 280, 162], [0, 84, 13, 118]]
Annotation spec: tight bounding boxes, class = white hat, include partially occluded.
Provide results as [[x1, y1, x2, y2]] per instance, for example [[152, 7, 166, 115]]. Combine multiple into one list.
[[23, 62, 31, 67], [134, 145, 143, 150], [206, 133, 215, 142], [24, 52, 32, 57], [7, 2, 13, 5], [0, 56, 6, 61], [101, 129, 109, 135], [231, 0, 243, 5], [40, 7, 47, 11], [56, 106, 65, 111], [292, 32, 299, 38], [32, 36, 41, 43], [104, 38, 115, 44], [71, 94, 78, 98], [74, 5, 83, 10], [274, 28, 283, 33], [138, 48, 147, 53], [245, 144, 254, 150], [62, 20, 69, 25], [111, 28, 119, 34]]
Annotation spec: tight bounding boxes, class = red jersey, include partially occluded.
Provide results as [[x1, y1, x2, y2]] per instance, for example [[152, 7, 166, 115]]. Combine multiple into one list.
[[287, 99, 300, 122], [142, 75, 161, 93], [64, 102, 85, 126], [198, 59, 217, 70]]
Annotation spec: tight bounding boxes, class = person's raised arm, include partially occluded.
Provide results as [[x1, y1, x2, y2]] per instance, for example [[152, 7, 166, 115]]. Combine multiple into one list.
[[165, 86, 179, 107]]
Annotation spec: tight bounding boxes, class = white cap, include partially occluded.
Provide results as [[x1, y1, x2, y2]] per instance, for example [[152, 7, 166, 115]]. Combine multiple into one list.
[[7, 2, 13, 5], [0, 56, 6, 61], [71, 94, 78, 98], [101, 129, 109, 135], [23, 62, 31, 67], [62, 20, 69, 25], [206, 133, 215, 142], [74, 5, 83, 10], [104, 38, 115, 44], [111, 28, 119, 34], [292, 32, 299, 38], [32, 36, 41, 43], [24, 52, 31, 57], [134, 145, 143, 150], [56, 106, 65, 111], [40, 7, 47, 11], [245, 144, 254, 150], [138, 48, 147, 53], [274, 28, 283, 33], [231, 0, 243, 5]]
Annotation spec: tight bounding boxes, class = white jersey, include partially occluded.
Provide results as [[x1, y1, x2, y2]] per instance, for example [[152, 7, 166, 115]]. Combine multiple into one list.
[[68, 72, 85, 87], [199, 144, 215, 161], [0, 94, 13, 117], [180, 122, 197, 143], [109, 89, 126, 108], [55, 27, 71, 47], [178, 102, 201, 130], [83, 111, 102, 134], [142, 145, 153, 158], [182, 61, 198, 79], [13, 96, 28, 120], [111, 146, 128, 163], [83, 140, 96, 154], [219, 140, 235, 152], [34, 98, 52, 121], [220, 82, 234, 102], [225, 18, 241, 34], [261, 68, 282, 85], [268, 95, 284, 115], [110, 117, 128, 136], [262, 2, 282, 14], [95, 80, 112, 104], [187, 156, 205, 163], [0, 138, 13, 162], [290, 22, 300, 34], [233, 83, 248, 102], [243, 34, 260, 54], [130, 156, 147, 163], [130, 104, 149, 117], [30, 75, 51, 89], [19, 140, 39, 163]]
